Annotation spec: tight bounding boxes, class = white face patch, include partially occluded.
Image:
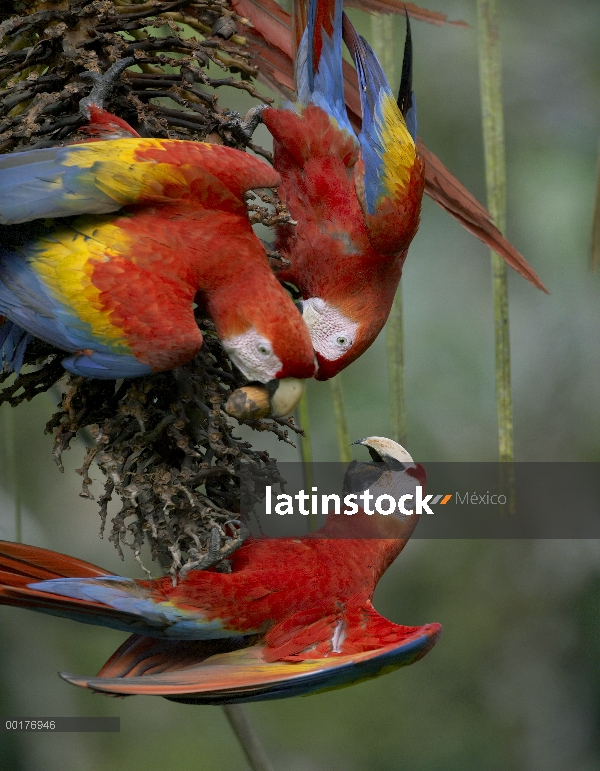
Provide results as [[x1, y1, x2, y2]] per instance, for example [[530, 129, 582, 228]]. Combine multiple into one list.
[[221, 329, 283, 383], [301, 298, 359, 362]]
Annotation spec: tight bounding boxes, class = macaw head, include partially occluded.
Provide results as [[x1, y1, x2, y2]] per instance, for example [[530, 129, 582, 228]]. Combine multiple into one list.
[[295, 297, 357, 380], [297, 253, 402, 380], [192, 234, 316, 420], [220, 298, 315, 380], [218, 278, 316, 419], [221, 322, 315, 419]]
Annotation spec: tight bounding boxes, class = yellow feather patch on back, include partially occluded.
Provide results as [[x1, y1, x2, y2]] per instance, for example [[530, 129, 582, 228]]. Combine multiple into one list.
[[377, 93, 416, 203], [31, 216, 134, 352], [61, 138, 202, 205]]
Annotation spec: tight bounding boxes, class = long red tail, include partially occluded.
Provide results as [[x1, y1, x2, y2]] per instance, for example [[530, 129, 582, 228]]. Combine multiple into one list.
[[0, 541, 132, 626]]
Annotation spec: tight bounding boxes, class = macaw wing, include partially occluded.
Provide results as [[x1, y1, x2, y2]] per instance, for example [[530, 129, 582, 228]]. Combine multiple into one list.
[[0, 244, 128, 362], [233, 0, 546, 290], [0, 245, 192, 379], [0, 139, 280, 225], [1, 195, 231, 379], [342, 14, 425, 256], [60, 624, 441, 703], [0, 541, 256, 640], [295, 0, 355, 137], [2, 572, 257, 640]]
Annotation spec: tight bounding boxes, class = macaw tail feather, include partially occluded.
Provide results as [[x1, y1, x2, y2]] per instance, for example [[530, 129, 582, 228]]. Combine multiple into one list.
[[417, 141, 548, 292], [0, 541, 111, 582], [397, 11, 417, 141], [0, 541, 156, 634], [61, 627, 441, 704], [295, 0, 353, 135]]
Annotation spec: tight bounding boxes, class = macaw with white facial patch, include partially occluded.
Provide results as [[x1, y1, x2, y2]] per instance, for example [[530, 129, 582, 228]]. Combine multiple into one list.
[[0, 126, 314, 414], [261, 0, 424, 379]]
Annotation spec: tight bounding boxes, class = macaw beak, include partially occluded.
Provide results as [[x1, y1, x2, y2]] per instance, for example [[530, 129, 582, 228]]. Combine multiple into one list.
[[313, 351, 344, 381], [225, 377, 306, 420]]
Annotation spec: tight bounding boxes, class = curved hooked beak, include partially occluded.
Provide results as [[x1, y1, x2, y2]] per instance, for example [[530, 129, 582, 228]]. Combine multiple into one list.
[[225, 377, 306, 421]]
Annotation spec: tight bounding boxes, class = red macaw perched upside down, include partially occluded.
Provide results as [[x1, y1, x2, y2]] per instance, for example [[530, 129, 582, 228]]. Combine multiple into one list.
[[0, 127, 315, 403], [262, 0, 424, 379], [0, 437, 440, 703], [231, 0, 547, 294]]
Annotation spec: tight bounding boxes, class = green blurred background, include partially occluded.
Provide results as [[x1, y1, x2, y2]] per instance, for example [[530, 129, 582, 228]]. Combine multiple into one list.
[[1, 0, 599, 768]]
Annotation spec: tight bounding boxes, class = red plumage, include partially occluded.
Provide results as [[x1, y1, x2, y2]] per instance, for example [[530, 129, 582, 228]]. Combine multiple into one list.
[[230, 0, 547, 293], [0, 440, 440, 702], [258, 0, 425, 378], [0, 515, 432, 676]]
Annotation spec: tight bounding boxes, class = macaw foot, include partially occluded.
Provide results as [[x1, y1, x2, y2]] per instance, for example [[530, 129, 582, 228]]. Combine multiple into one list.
[[79, 57, 136, 116], [222, 105, 268, 144], [178, 521, 249, 580], [0, 320, 31, 374], [61, 351, 153, 380]]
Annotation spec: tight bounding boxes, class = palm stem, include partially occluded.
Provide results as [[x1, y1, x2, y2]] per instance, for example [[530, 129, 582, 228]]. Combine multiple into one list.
[[222, 705, 274, 771], [297, 389, 317, 530], [477, 0, 513, 464], [371, 13, 407, 446], [329, 377, 352, 462], [3, 407, 22, 543], [591, 138, 600, 271]]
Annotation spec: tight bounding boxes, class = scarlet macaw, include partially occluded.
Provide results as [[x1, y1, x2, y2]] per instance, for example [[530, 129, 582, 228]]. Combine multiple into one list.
[[260, 0, 425, 379], [0, 437, 440, 703], [0, 120, 314, 413], [231, 0, 547, 293]]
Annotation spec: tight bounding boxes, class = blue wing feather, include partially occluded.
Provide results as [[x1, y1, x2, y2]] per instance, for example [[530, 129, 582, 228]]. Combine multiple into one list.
[[404, 96, 418, 143], [0, 147, 123, 225], [0, 247, 104, 352], [0, 320, 31, 372], [0, 246, 151, 379], [342, 14, 417, 216], [295, 0, 354, 137], [342, 16, 395, 213], [28, 576, 251, 640], [62, 352, 152, 379]]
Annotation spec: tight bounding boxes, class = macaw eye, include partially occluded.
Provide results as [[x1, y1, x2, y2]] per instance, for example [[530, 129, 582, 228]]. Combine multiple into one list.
[[257, 344, 271, 356], [336, 336, 349, 347]]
